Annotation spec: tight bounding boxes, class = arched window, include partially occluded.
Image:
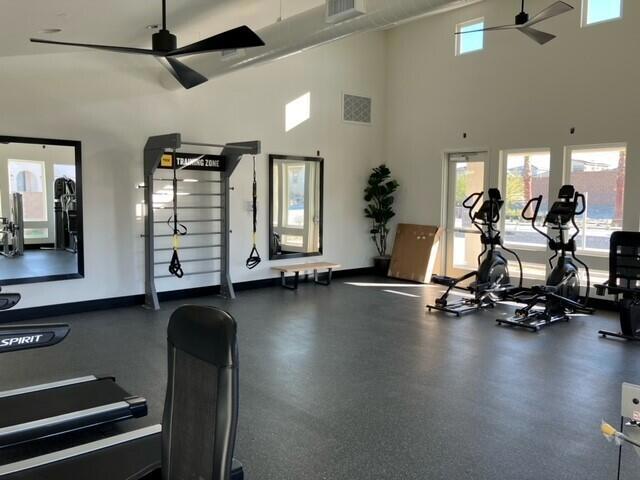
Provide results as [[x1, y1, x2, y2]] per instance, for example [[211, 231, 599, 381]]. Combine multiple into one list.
[[15, 170, 41, 192]]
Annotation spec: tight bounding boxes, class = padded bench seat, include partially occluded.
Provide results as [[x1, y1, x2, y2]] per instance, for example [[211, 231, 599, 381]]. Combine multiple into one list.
[[271, 262, 340, 290]]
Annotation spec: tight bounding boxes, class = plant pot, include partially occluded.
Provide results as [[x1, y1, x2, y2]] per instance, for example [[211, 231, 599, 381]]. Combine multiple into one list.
[[373, 256, 391, 277]]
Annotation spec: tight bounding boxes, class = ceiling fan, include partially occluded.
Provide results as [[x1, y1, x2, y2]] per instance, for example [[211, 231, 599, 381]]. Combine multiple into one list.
[[456, 1, 574, 45], [30, 0, 266, 90]]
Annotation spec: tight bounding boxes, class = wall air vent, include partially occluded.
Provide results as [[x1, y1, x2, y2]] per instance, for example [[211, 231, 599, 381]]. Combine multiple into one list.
[[343, 93, 372, 125], [326, 0, 366, 24]]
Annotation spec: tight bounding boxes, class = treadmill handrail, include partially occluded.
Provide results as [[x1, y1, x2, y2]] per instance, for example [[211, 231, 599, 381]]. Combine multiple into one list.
[[0, 425, 162, 476], [0, 401, 131, 437], [0, 376, 97, 400]]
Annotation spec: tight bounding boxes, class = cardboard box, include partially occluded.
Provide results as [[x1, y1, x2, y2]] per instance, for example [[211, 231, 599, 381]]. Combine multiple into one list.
[[388, 224, 443, 283]]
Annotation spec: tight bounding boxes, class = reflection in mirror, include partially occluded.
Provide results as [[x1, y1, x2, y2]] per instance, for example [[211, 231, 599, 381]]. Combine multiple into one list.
[[269, 154, 323, 260], [0, 136, 83, 285]]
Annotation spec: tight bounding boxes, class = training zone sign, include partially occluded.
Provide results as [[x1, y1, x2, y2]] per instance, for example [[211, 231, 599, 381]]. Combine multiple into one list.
[[160, 152, 226, 172]]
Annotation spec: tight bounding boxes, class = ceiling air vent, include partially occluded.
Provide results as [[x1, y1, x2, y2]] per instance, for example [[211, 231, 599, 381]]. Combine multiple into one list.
[[343, 93, 372, 125], [326, 0, 366, 24]]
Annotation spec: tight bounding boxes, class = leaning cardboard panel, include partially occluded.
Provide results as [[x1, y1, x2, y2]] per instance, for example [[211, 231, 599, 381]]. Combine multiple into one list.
[[388, 224, 443, 283]]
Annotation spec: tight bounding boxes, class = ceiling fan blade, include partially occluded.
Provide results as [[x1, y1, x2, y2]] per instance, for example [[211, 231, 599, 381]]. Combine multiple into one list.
[[157, 57, 208, 89], [455, 24, 517, 35], [31, 38, 159, 55], [167, 25, 265, 57], [518, 26, 556, 45], [525, 1, 574, 28]]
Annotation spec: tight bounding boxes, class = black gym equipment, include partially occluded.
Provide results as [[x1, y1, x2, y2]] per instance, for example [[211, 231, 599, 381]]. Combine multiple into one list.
[[497, 185, 594, 332], [596, 231, 640, 342], [0, 290, 20, 311], [246, 156, 261, 270], [53, 177, 78, 253], [428, 188, 523, 317], [0, 305, 244, 480], [167, 156, 187, 279], [0, 323, 147, 448]]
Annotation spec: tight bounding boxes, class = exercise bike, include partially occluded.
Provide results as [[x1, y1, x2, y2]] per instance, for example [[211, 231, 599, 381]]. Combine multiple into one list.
[[595, 231, 640, 342], [428, 188, 523, 316], [497, 185, 594, 332]]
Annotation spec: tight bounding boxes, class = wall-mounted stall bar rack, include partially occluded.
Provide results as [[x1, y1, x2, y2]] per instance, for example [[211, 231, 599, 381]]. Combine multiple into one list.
[[142, 133, 260, 310]]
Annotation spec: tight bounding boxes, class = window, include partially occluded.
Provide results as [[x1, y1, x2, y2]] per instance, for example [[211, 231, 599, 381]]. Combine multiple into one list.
[[8, 160, 47, 222], [54, 164, 76, 181], [456, 18, 484, 56], [286, 165, 305, 227], [566, 144, 626, 253], [502, 150, 551, 249], [582, 0, 622, 26]]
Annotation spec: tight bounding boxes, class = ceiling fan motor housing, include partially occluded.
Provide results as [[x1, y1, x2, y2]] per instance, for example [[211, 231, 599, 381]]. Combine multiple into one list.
[[152, 29, 177, 52], [515, 11, 530, 25]]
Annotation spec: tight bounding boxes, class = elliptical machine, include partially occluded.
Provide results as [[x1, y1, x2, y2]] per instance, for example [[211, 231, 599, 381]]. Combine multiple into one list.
[[428, 188, 523, 316], [497, 185, 594, 331]]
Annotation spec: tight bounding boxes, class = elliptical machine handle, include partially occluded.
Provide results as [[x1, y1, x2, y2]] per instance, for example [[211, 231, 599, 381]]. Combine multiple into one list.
[[574, 192, 587, 216], [462, 192, 483, 210], [522, 195, 543, 222]]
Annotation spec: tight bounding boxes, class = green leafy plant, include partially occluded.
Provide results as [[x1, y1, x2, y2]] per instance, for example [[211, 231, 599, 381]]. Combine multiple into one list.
[[364, 165, 399, 257]]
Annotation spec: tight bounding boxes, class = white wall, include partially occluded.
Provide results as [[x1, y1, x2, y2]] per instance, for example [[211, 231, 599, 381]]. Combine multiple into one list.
[[385, 0, 640, 275], [0, 31, 387, 309]]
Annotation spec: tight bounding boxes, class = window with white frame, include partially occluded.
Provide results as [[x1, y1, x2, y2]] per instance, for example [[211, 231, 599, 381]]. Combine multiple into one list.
[[566, 144, 626, 253], [502, 149, 551, 249], [582, 0, 622, 26], [8, 159, 47, 222], [456, 18, 484, 56]]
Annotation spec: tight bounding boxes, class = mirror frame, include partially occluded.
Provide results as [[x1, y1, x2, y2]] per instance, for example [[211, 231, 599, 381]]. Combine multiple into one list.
[[268, 154, 324, 261], [0, 135, 84, 286]]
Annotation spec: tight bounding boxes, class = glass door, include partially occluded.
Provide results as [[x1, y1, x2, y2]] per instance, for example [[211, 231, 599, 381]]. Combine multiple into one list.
[[445, 153, 487, 279]]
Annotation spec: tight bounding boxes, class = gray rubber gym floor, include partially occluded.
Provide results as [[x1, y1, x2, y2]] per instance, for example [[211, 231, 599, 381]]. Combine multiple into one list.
[[1, 276, 639, 479], [0, 250, 78, 283]]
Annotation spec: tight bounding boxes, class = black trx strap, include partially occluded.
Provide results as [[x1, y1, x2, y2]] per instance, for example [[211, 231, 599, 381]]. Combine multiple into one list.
[[246, 156, 261, 270], [167, 151, 187, 278]]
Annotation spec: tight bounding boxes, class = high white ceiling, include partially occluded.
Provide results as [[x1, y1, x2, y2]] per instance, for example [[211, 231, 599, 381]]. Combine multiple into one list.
[[0, 0, 324, 58]]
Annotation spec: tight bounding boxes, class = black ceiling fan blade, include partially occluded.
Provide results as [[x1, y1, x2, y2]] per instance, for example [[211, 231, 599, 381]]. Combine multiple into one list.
[[518, 26, 556, 44], [455, 24, 517, 35], [157, 57, 209, 89], [166, 25, 265, 57], [30, 38, 160, 55], [525, 1, 574, 28]]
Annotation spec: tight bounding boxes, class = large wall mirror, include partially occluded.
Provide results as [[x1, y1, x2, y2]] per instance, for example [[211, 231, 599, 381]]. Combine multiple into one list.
[[0, 136, 83, 285], [269, 154, 323, 260]]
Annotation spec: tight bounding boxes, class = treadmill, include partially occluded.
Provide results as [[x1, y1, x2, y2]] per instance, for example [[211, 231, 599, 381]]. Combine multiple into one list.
[[0, 323, 147, 448], [0, 305, 246, 480]]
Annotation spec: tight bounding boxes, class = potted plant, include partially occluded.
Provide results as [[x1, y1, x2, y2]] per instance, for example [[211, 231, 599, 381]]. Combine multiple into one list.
[[364, 164, 399, 276]]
